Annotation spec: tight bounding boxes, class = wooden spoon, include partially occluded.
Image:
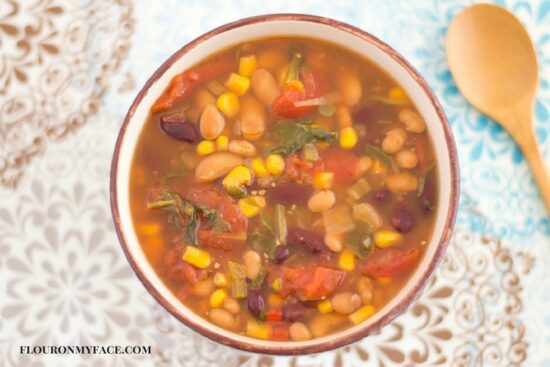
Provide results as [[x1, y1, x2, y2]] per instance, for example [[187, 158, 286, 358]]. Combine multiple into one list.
[[446, 3, 550, 215]]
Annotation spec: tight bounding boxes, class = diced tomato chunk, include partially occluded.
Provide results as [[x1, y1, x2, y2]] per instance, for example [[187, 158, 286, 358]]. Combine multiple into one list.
[[152, 56, 235, 113], [278, 265, 346, 300], [266, 309, 283, 322], [361, 247, 421, 278], [185, 188, 248, 251], [321, 148, 360, 185], [271, 68, 327, 118], [285, 155, 325, 184], [271, 325, 289, 341], [164, 245, 203, 283]]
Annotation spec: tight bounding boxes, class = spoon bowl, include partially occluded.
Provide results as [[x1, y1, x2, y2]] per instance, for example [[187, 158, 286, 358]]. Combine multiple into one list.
[[446, 3, 550, 214]]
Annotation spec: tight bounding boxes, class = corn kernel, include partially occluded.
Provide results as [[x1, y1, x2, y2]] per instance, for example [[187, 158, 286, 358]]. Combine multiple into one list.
[[216, 135, 229, 151], [182, 246, 211, 269], [213, 272, 229, 287], [372, 159, 387, 174], [196, 140, 216, 155], [271, 277, 282, 292], [338, 249, 356, 271], [376, 276, 392, 285], [222, 165, 252, 192], [238, 196, 266, 218], [224, 73, 250, 96], [388, 87, 407, 101], [239, 55, 258, 77], [246, 320, 272, 340], [252, 157, 269, 177], [339, 126, 358, 149], [312, 171, 334, 189], [266, 154, 285, 175], [217, 92, 240, 118], [349, 305, 376, 324], [268, 294, 283, 308], [285, 79, 304, 92], [317, 300, 333, 314], [374, 230, 403, 248], [209, 289, 228, 308]]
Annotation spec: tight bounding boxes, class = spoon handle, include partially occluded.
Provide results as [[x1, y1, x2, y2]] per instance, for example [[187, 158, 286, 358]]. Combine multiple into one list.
[[517, 128, 550, 216]]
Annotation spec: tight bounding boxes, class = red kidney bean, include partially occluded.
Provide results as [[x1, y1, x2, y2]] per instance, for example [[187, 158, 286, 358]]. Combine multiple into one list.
[[159, 114, 200, 143], [273, 245, 290, 264], [419, 179, 436, 213], [282, 302, 307, 322], [287, 228, 328, 254], [371, 189, 390, 204], [247, 290, 265, 318], [266, 182, 312, 206], [391, 206, 414, 233]]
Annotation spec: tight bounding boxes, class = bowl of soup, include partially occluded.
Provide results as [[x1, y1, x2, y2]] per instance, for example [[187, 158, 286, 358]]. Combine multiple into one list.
[[110, 14, 459, 354]]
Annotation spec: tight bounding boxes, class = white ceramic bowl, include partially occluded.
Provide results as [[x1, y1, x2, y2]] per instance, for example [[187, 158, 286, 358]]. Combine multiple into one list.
[[110, 14, 459, 355]]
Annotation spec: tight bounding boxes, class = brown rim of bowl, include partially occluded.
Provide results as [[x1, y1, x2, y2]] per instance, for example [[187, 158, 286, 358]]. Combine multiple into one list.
[[110, 13, 460, 355]]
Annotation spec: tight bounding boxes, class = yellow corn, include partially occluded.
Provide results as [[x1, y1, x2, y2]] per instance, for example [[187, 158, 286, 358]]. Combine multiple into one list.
[[216, 135, 229, 151], [349, 305, 376, 324], [246, 320, 272, 340], [238, 55, 258, 77], [285, 79, 304, 92], [338, 249, 355, 271], [238, 196, 266, 218], [388, 87, 407, 101], [312, 171, 334, 189], [217, 92, 240, 118], [372, 159, 387, 174], [182, 246, 211, 269], [267, 293, 283, 308], [224, 73, 250, 96], [209, 289, 228, 308], [252, 157, 269, 177], [376, 276, 392, 285], [271, 277, 282, 292], [317, 300, 333, 314], [138, 223, 160, 236], [374, 230, 403, 248], [222, 165, 252, 191], [339, 126, 358, 149], [196, 140, 216, 155], [266, 154, 285, 175], [213, 272, 229, 287]]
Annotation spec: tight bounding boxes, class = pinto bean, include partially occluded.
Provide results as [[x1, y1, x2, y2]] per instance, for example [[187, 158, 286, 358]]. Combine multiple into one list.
[[386, 173, 418, 193], [307, 190, 336, 213], [251, 69, 280, 105], [239, 95, 266, 140], [228, 140, 257, 157], [337, 72, 362, 106], [382, 127, 407, 154], [289, 322, 312, 341], [331, 292, 361, 314], [399, 108, 426, 133], [209, 308, 237, 329], [200, 104, 225, 140], [194, 152, 243, 183]]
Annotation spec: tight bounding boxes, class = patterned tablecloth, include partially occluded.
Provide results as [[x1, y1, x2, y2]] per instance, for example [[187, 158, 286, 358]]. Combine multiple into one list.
[[1, 0, 549, 366]]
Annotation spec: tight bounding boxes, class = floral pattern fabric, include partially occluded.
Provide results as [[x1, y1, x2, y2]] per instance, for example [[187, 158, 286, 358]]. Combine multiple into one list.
[[1, 0, 549, 366]]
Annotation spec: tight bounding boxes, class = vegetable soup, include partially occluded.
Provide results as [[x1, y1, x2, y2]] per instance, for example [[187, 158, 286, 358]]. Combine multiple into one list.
[[130, 38, 437, 341]]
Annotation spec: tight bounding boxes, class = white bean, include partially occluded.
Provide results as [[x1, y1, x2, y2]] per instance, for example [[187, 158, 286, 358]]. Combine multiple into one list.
[[395, 149, 418, 169], [243, 250, 262, 280], [223, 298, 241, 314], [399, 108, 426, 133], [308, 190, 336, 213], [324, 233, 343, 253], [337, 72, 362, 106], [382, 127, 407, 154], [331, 292, 362, 314], [209, 308, 236, 329], [386, 173, 419, 192], [192, 279, 215, 297], [289, 322, 312, 341], [357, 277, 374, 305]]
